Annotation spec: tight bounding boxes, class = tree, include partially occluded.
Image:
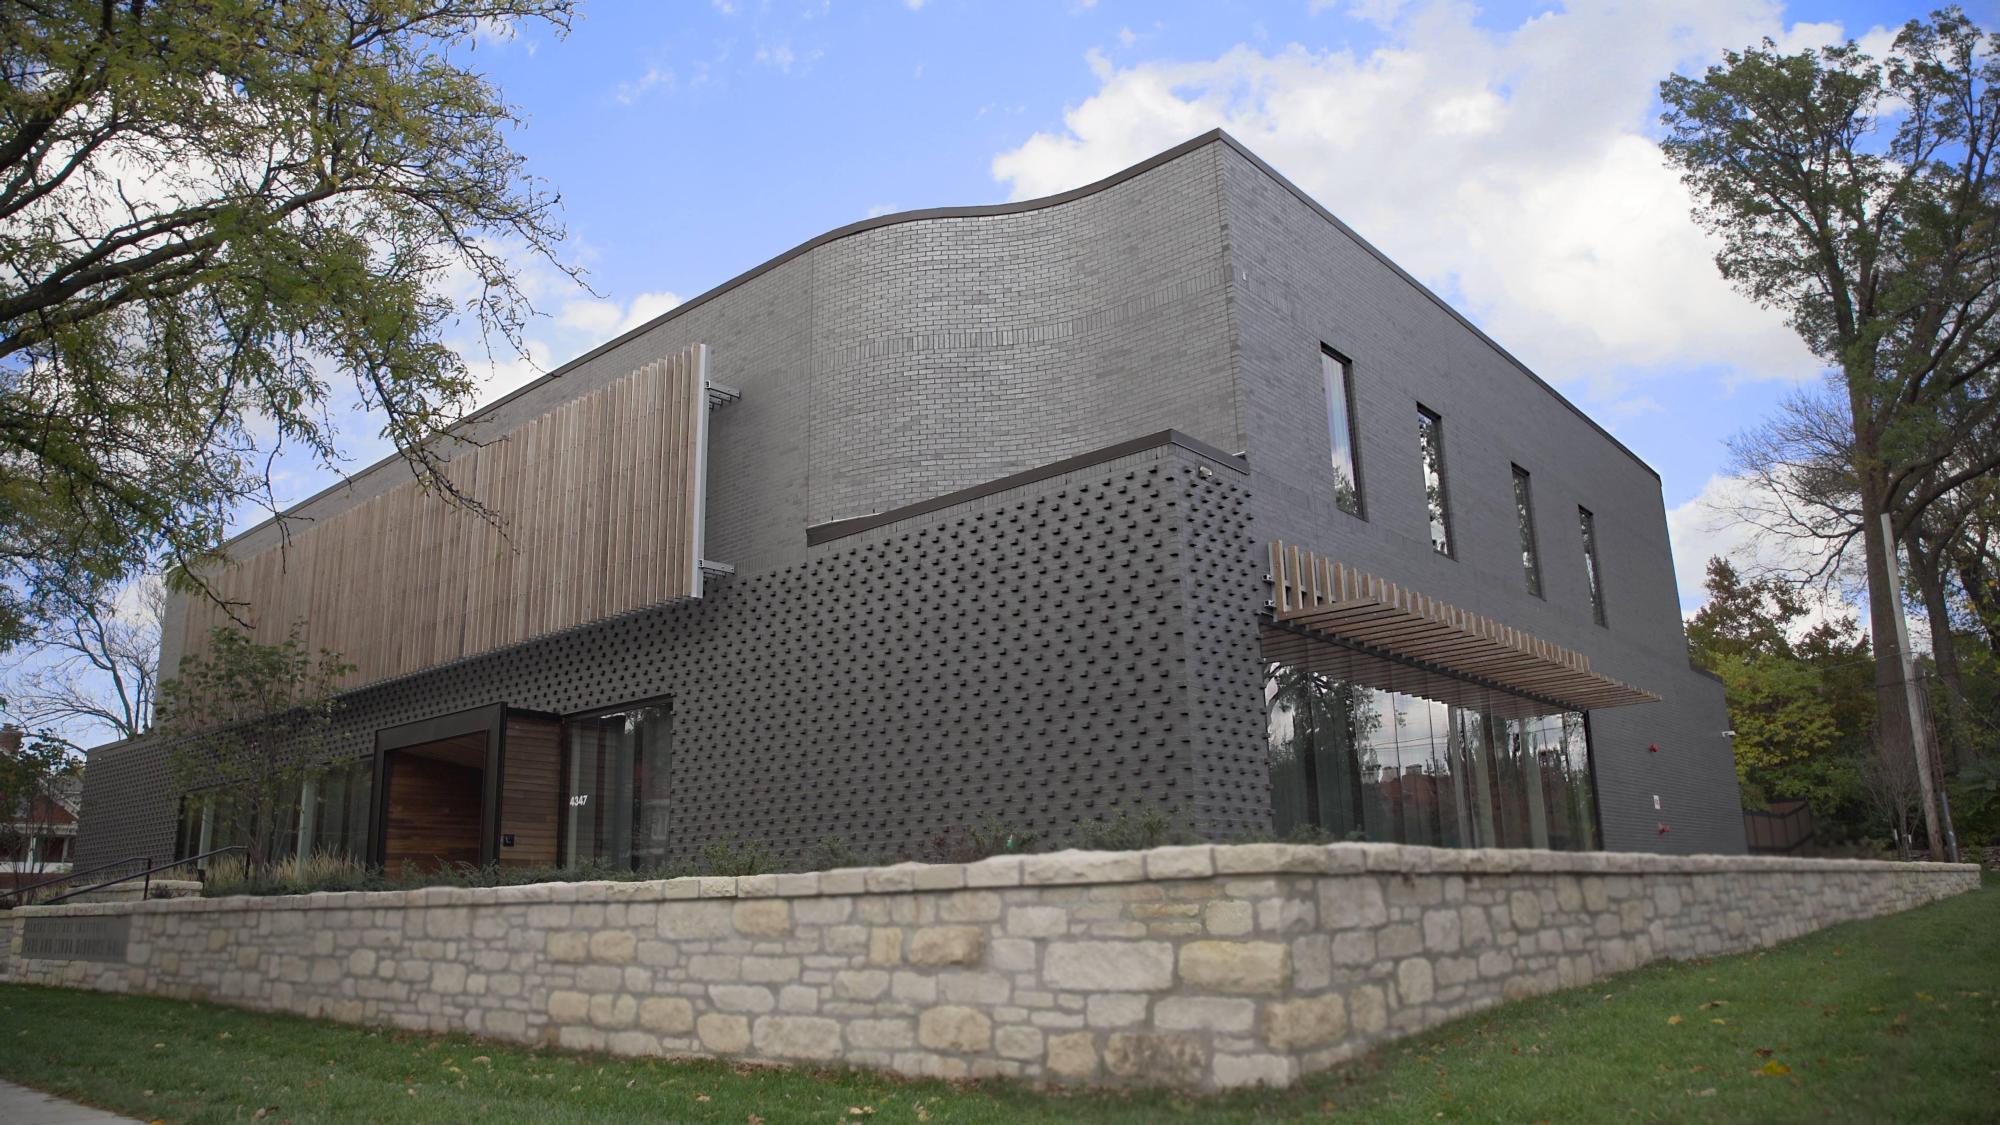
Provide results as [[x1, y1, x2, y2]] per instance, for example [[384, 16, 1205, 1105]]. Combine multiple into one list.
[[0, 0, 579, 651], [0, 725, 81, 888], [1727, 387, 1996, 769], [0, 577, 161, 742], [1688, 558, 1873, 828], [155, 624, 352, 873], [1661, 9, 2000, 854]]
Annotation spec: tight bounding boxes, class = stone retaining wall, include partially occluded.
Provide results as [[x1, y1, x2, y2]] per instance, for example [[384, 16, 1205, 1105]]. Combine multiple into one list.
[[1, 845, 1979, 1090]]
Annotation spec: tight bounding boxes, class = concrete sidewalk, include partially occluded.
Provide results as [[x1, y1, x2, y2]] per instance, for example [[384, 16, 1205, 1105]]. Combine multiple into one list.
[[0, 1080, 143, 1123]]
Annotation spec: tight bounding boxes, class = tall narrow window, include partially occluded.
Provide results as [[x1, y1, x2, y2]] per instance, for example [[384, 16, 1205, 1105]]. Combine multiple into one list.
[[1579, 506, 1607, 624], [1512, 466, 1542, 597], [1322, 347, 1364, 516], [1416, 405, 1452, 556]]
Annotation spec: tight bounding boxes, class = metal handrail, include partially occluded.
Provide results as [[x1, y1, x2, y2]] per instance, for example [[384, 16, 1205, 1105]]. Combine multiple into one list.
[[32, 845, 247, 907], [2, 853, 155, 908]]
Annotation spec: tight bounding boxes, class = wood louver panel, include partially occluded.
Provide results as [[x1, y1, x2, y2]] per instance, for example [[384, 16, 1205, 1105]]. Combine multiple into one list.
[[1266, 539, 1660, 712], [176, 344, 713, 689]]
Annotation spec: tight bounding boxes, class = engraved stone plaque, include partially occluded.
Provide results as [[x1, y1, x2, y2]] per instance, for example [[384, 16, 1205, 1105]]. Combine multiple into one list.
[[20, 915, 132, 963]]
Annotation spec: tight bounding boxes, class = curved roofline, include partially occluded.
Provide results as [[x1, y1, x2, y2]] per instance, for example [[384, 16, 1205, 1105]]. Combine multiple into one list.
[[226, 128, 1655, 550]]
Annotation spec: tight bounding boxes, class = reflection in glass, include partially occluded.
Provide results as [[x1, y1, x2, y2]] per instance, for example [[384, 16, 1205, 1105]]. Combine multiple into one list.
[[1580, 507, 1607, 625], [298, 760, 372, 860], [563, 704, 671, 869], [172, 758, 373, 863], [1265, 659, 1598, 852], [1417, 406, 1452, 555], [1513, 466, 1542, 597], [1322, 348, 1364, 517]]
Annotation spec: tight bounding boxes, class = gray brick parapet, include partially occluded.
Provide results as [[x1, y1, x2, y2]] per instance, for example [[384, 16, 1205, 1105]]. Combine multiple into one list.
[[4, 844, 1978, 1090]]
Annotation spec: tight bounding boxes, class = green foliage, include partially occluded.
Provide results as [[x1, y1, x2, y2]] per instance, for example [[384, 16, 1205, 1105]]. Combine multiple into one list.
[[1661, 10, 2000, 837], [1075, 807, 1199, 851], [806, 835, 873, 871], [0, 0, 578, 649], [7, 879, 1998, 1122], [924, 820, 1042, 864], [199, 853, 685, 898], [0, 725, 78, 862], [1687, 558, 1876, 830], [156, 624, 353, 871], [1948, 758, 2000, 846], [1710, 652, 1855, 809], [696, 836, 775, 878]]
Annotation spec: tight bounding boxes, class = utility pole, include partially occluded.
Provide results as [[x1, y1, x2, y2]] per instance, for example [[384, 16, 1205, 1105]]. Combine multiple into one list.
[[1881, 514, 1956, 861]]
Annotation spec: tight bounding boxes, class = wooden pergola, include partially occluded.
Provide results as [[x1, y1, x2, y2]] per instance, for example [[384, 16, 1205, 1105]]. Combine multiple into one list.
[[1265, 540, 1660, 714]]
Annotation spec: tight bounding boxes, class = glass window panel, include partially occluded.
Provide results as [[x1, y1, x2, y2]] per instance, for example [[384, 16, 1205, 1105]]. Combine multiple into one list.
[[1579, 507, 1607, 625], [1313, 681, 1368, 840], [1417, 406, 1452, 555], [1513, 466, 1543, 597], [564, 704, 670, 870], [1264, 663, 1315, 838], [1260, 646, 1596, 851], [1322, 348, 1364, 517], [302, 761, 372, 861]]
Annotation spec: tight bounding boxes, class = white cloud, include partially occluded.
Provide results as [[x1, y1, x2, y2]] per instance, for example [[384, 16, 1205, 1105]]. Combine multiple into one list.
[[1665, 473, 1864, 636], [866, 203, 901, 218], [905, 0, 928, 9], [615, 65, 674, 104], [469, 17, 526, 52], [753, 43, 822, 74], [991, 3, 1831, 418], [473, 289, 683, 407], [755, 43, 796, 72]]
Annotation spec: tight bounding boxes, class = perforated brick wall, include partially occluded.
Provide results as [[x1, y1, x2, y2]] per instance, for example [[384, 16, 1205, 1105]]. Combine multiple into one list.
[[80, 442, 1268, 866], [97, 131, 1749, 870]]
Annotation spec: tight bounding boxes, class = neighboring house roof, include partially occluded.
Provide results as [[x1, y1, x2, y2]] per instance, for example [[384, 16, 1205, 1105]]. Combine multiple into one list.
[[7, 772, 82, 823]]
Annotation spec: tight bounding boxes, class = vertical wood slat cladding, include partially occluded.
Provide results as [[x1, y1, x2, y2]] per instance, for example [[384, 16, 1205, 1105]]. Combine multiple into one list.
[[499, 716, 561, 868], [175, 345, 712, 689], [382, 753, 484, 873]]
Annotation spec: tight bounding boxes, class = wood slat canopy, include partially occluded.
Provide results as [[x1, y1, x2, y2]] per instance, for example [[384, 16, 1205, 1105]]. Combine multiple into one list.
[[176, 344, 716, 690], [1266, 540, 1660, 712]]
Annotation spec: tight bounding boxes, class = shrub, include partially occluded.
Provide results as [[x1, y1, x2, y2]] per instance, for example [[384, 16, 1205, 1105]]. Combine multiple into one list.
[[1076, 807, 1198, 851], [201, 851, 376, 897], [924, 820, 1041, 864], [807, 835, 872, 870], [698, 836, 775, 877], [1948, 758, 2000, 848]]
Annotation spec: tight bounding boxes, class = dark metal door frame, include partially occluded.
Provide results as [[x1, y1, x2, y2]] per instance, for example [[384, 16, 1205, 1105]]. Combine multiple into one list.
[[370, 704, 506, 868]]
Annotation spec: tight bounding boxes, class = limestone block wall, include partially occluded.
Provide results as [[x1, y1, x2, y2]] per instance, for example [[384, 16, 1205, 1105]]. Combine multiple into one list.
[[2, 845, 1979, 1091]]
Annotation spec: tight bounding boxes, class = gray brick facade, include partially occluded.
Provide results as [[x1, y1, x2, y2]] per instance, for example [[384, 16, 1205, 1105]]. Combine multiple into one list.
[[93, 131, 1741, 868]]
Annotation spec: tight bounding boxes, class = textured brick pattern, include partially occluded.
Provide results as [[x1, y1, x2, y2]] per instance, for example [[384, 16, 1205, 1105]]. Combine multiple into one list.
[[84, 443, 1255, 866], [1213, 144, 1744, 854], [107, 132, 1746, 873], [6, 844, 1977, 1091]]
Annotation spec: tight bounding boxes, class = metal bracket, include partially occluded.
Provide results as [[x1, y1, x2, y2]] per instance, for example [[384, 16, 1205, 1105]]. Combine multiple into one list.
[[706, 382, 742, 409]]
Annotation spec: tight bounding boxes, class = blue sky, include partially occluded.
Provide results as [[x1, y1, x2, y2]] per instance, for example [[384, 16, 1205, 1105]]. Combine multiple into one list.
[[13, 0, 1984, 757], [394, 0, 1968, 616], [21, 1, 1983, 746]]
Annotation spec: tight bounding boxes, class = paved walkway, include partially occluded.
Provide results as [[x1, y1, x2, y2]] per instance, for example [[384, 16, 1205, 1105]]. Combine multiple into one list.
[[0, 1080, 142, 1123]]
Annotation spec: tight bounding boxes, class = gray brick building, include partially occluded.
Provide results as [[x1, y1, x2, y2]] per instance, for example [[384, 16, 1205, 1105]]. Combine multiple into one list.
[[76, 131, 1744, 871]]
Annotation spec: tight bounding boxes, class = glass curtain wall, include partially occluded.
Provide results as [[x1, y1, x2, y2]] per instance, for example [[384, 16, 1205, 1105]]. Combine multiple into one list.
[[173, 759, 376, 863], [562, 704, 671, 870], [1266, 658, 1598, 851]]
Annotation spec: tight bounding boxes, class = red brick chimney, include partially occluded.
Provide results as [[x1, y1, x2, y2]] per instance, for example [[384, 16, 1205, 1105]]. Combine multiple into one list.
[[0, 724, 20, 756]]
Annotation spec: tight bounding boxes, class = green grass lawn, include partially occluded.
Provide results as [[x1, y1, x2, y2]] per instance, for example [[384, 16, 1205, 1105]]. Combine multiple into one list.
[[2, 877, 1995, 1124]]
